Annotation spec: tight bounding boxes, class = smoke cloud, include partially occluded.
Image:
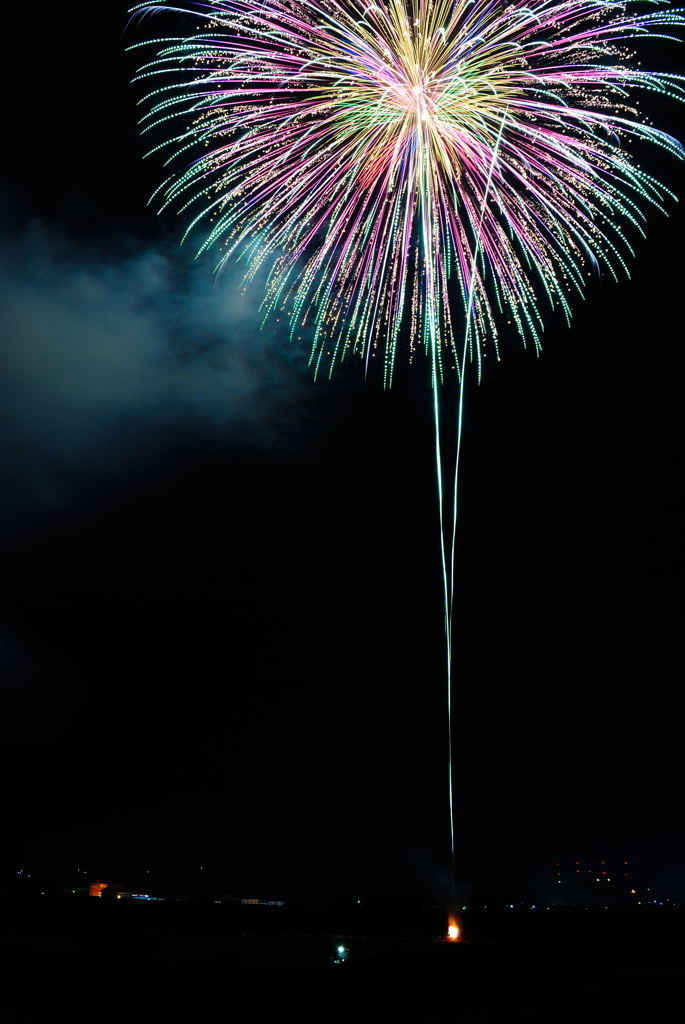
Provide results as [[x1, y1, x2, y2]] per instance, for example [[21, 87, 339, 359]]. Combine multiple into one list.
[[0, 215, 310, 522]]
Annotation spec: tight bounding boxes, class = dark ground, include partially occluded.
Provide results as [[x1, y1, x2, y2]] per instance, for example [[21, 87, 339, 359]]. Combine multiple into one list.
[[1, 899, 683, 1022]]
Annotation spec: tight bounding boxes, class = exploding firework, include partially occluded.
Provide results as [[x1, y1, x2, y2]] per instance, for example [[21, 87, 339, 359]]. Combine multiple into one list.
[[130, 0, 683, 880], [131, 0, 684, 381]]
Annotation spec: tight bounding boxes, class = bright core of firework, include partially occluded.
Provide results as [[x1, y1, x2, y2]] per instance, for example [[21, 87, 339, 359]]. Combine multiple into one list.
[[131, 0, 684, 384]]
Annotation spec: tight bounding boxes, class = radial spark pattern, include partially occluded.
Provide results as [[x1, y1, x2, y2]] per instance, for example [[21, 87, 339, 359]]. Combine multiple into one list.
[[131, 0, 684, 381]]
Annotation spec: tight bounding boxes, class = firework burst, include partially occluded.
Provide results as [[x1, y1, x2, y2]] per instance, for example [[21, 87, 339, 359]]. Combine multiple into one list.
[[131, 0, 684, 383]]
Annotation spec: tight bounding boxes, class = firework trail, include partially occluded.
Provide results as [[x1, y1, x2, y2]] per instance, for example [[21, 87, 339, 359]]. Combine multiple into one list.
[[130, 0, 684, 881]]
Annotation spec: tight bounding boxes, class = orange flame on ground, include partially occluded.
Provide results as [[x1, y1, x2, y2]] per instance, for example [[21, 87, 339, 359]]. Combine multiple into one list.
[[447, 915, 460, 941]]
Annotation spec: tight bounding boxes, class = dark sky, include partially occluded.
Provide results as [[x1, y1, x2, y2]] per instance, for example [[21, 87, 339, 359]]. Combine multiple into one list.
[[0, 3, 682, 900]]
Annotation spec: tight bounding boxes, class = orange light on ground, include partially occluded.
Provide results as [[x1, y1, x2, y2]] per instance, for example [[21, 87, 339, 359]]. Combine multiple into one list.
[[89, 882, 108, 898], [447, 915, 460, 941]]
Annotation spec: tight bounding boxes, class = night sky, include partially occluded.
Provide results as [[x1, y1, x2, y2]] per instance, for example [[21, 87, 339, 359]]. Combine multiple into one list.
[[1, 3, 682, 900]]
